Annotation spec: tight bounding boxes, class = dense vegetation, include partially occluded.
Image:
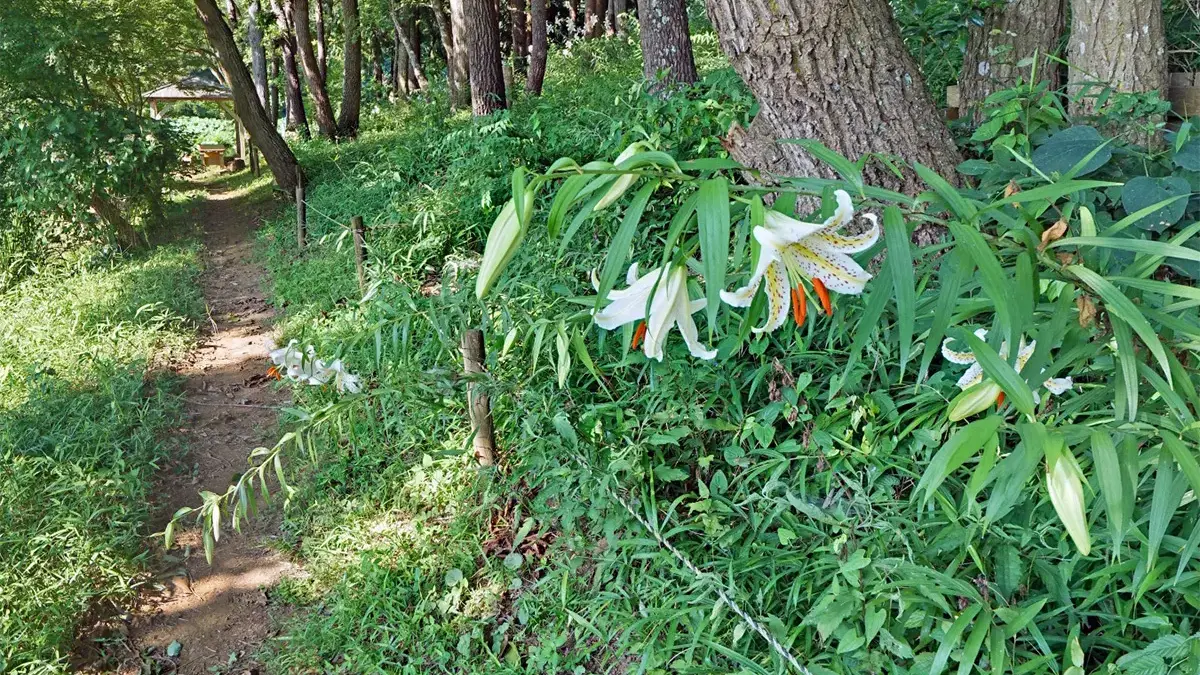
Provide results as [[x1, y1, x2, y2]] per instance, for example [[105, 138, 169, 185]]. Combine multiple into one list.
[[3, 0, 1200, 673]]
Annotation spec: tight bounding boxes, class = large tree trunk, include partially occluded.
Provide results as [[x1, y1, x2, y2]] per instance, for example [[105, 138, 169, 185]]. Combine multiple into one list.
[[959, 0, 1065, 122], [705, 0, 961, 194], [526, 0, 547, 95], [464, 0, 507, 114], [195, 0, 301, 193], [1067, 0, 1167, 117], [509, 0, 527, 73], [612, 0, 627, 33], [406, 11, 423, 90], [315, 0, 328, 80], [391, 4, 430, 90], [431, 0, 460, 101], [393, 29, 410, 95], [637, 0, 697, 88], [448, 0, 472, 109], [292, 0, 338, 139], [338, 0, 362, 137], [584, 0, 606, 38]]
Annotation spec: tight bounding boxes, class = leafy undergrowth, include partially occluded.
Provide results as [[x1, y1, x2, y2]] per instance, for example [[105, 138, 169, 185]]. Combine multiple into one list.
[[0, 244, 202, 673], [247, 34, 1200, 675]]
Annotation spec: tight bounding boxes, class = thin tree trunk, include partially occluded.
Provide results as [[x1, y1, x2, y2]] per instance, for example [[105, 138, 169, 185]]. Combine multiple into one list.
[[391, 4, 430, 89], [637, 0, 697, 88], [371, 30, 385, 89], [315, 0, 328, 80], [269, 53, 281, 122], [431, 0, 461, 102], [1067, 0, 1167, 117], [448, 0, 472, 109], [338, 0, 362, 136], [526, 0, 547, 95], [509, 0, 527, 73], [292, 0, 338, 139], [91, 191, 140, 249], [394, 28, 410, 95], [584, 0, 606, 38], [612, 0, 626, 33], [248, 1, 270, 108], [959, 0, 1065, 122], [407, 11, 423, 89], [195, 0, 301, 193], [705, 0, 961, 194], [464, 0, 507, 114], [271, 0, 310, 137]]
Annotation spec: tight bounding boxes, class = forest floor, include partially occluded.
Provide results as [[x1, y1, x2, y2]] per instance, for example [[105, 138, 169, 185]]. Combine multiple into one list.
[[101, 175, 296, 674]]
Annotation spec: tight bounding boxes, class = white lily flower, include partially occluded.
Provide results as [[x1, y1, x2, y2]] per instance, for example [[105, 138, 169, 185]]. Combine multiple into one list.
[[592, 263, 716, 361], [941, 328, 1073, 401], [719, 190, 879, 333], [323, 359, 363, 394], [267, 340, 361, 393]]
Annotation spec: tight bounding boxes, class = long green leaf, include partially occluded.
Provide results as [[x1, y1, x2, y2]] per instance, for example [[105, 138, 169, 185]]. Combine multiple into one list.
[[1091, 431, 1130, 548], [594, 181, 657, 309], [930, 605, 982, 675], [1069, 265, 1172, 383], [883, 206, 916, 376], [1052, 236, 1200, 263], [1110, 317, 1140, 421], [962, 330, 1036, 418], [917, 416, 1004, 507], [950, 221, 1014, 348], [984, 180, 1120, 211], [1163, 433, 1200, 499], [833, 285, 890, 399], [919, 249, 967, 382], [783, 139, 864, 193], [956, 611, 991, 675], [696, 179, 730, 338], [914, 162, 978, 220], [1147, 449, 1177, 572]]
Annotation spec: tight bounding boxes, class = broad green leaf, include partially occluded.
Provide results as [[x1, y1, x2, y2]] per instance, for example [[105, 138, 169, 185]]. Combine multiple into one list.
[[1032, 125, 1112, 176], [883, 206, 915, 375], [962, 329, 1036, 418], [554, 322, 570, 388], [697, 178, 730, 337], [548, 172, 596, 239], [594, 181, 656, 309], [917, 415, 1003, 506], [1121, 176, 1191, 232], [1069, 265, 1172, 383], [1092, 431, 1131, 548], [784, 139, 864, 193], [1147, 450, 1177, 573]]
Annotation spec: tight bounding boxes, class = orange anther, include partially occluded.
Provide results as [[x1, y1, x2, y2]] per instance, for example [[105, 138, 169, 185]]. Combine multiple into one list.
[[631, 321, 647, 351], [791, 286, 807, 326], [813, 278, 832, 315]]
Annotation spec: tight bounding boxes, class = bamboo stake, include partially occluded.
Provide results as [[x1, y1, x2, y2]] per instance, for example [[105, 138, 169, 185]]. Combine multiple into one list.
[[461, 329, 495, 466]]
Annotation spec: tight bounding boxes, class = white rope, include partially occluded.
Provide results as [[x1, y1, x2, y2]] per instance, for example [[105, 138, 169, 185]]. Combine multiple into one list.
[[578, 453, 812, 675]]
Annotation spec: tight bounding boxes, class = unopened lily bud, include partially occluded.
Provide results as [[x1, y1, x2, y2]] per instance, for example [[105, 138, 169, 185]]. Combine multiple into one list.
[[476, 189, 536, 300], [1046, 439, 1091, 556], [593, 142, 645, 212], [948, 380, 1004, 421]]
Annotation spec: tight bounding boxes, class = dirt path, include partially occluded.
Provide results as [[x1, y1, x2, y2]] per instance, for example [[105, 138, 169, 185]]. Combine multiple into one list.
[[118, 179, 295, 674]]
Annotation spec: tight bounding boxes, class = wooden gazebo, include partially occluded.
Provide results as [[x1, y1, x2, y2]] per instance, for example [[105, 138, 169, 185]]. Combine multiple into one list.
[[144, 70, 253, 170]]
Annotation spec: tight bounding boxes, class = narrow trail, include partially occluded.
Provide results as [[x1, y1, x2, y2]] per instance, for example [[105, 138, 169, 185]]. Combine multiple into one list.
[[118, 179, 295, 674]]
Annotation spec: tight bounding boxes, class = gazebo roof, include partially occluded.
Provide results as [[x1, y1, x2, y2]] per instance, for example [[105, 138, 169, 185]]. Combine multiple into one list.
[[143, 70, 232, 102]]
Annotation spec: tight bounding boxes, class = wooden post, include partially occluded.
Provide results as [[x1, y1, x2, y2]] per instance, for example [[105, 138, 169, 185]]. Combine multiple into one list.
[[295, 165, 307, 249], [461, 329, 495, 467], [352, 215, 367, 294]]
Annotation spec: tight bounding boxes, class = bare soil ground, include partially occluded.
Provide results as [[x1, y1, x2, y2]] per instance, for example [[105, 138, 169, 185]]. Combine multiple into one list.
[[90, 177, 297, 674]]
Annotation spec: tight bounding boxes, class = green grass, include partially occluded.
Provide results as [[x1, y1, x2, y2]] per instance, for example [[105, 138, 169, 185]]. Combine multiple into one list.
[[0, 244, 202, 673]]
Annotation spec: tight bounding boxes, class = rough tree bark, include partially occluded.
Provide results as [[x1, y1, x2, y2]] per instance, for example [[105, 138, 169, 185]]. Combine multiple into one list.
[[393, 28, 409, 95], [509, 0, 527, 73], [269, 54, 280, 121], [705, 0, 961, 194], [315, 0, 328, 80], [271, 0, 311, 137], [292, 0, 339, 139], [1067, 0, 1167, 117], [391, 4, 429, 89], [405, 10, 423, 90], [464, 0, 507, 114], [248, 1, 270, 107], [338, 0, 362, 136], [959, 0, 1065, 122], [448, 0, 472, 109], [526, 0, 547, 95], [195, 0, 301, 193], [637, 0, 697, 88]]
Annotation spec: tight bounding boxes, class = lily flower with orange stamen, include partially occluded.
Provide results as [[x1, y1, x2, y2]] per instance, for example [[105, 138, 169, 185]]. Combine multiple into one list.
[[942, 328, 1073, 419], [719, 190, 878, 332], [591, 262, 717, 361]]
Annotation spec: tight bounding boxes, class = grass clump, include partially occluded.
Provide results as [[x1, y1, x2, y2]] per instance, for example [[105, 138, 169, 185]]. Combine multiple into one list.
[[0, 245, 202, 673]]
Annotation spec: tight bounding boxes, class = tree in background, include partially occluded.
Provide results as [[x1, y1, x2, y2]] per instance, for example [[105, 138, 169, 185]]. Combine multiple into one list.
[[510, 0, 528, 73], [464, 0, 507, 114], [292, 0, 339, 138], [391, 3, 430, 90], [1068, 0, 1167, 116], [705, 0, 961, 193], [958, 0, 1065, 121], [338, 0, 363, 136], [526, 0, 547, 95], [449, 0, 472, 109], [637, 0, 698, 89], [195, 0, 301, 191], [270, 0, 312, 137], [430, 0, 463, 103], [315, 0, 330, 79]]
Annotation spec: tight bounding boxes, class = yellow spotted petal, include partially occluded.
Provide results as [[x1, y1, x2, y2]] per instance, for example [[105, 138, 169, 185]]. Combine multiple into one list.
[[752, 260, 790, 334]]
